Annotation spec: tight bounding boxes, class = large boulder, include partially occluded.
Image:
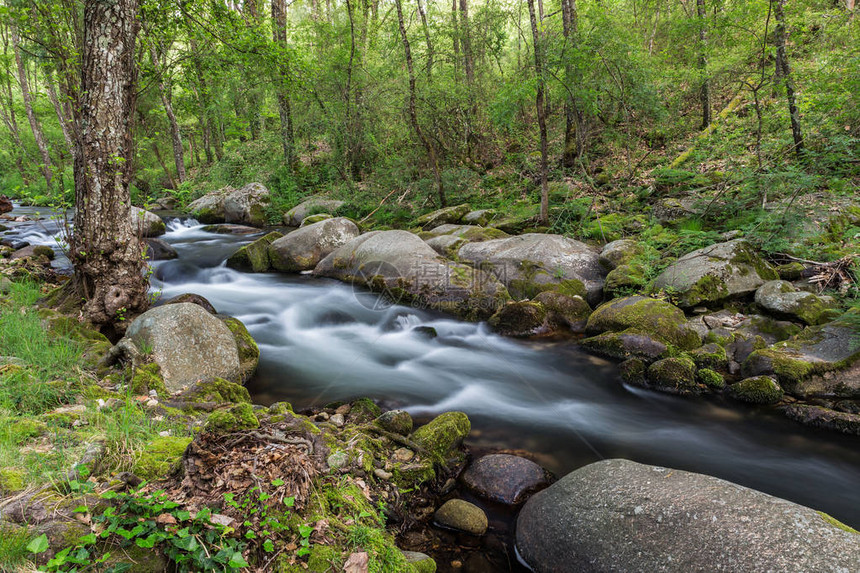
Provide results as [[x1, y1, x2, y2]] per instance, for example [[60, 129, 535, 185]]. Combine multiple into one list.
[[415, 204, 470, 230], [652, 239, 778, 308], [754, 280, 835, 325], [598, 239, 641, 270], [742, 321, 860, 399], [283, 198, 345, 226], [313, 231, 509, 319], [131, 207, 165, 237], [226, 231, 283, 272], [121, 303, 244, 392], [584, 296, 701, 351], [421, 225, 508, 258], [516, 459, 860, 573], [145, 238, 177, 261], [222, 182, 270, 227], [187, 186, 234, 223], [458, 234, 606, 306], [269, 217, 360, 272]]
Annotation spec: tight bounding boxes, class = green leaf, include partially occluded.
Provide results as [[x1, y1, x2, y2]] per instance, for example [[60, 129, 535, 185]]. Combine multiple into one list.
[[135, 534, 159, 549], [271, 478, 284, 486], [298, 524, 313, 537], [175, 510, 191, 521], [297, 546, 311, 557], [26, 534, 49, 554], [78, 533, 97, 545], [285, 496, 296, 507], [101, 490, 118, 500], [227, 552, 249, 568], [263, 539, 275, 552], [172, 535, 199, 551]]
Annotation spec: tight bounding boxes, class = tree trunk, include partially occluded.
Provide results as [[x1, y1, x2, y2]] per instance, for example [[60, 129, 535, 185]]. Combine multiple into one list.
[[417, 0, 434, 78], [394, 0, 446, 207], [272, 0, 296, 167], [12, 27, 53, 191], [451, 0, 460, 77], [459, 0, 475, 87], [696, 0, 711, 129], [45, 71, 75, 157], [0, 26, 29, 185], [561, 0, 582, 167], [773, 0, 804, 157], [149, 46, 186, 184], [527, 0, 549, 225], [69, 0, 148, 331]]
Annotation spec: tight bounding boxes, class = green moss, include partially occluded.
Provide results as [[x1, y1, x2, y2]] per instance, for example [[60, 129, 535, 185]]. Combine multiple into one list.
[[350, 398, 382, 423], [729, 243, 778, 281], [586, 296, 700, 350], [132, 436, 193, 480], [684, 274, 730, 307], [690, 343, 728, 370], [728, 376, 783, 404], [647, 357, 699, 395], [0, 468, 25, 491], [411, 411, 470, 460], [488, 301, 547, 337], [32, 245, 55, 260], [129, 363, 168, 397], [181, 377, 251, 404], [392, 459, 436, 488], [9, 418, 47, 443], [580, 330, 668, 361], [817, 511, 860, 534], [225, 231, 283, 272], [619, 358, 647, 385], [743, 349, 815, 385], [604, 264, 647, 297], [204, 403, 259, 433], [697, 368, 725, 389], [220, 316, 260, 382], [269, 402, 294, 415]]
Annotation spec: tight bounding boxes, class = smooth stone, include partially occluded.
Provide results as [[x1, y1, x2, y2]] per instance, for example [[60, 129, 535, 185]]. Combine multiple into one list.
[[461, 454, 549, 505], [434, 499, 488, 535]]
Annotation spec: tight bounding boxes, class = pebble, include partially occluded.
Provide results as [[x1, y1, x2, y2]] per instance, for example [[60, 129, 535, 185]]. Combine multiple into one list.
[[434, 499, 488, 536], [145, 399, 159, 408], [393, 447, 414, 462], [316, 412, 330, 421], [335, 404, 351, 416], [158, 430, 171, 437], [327, 451, 349, 469], [373, 469, 393, 480], [330, 413, 345, 427]]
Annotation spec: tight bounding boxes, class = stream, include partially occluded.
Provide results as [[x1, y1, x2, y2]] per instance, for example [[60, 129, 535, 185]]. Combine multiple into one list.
[[4, 207, 860, 530]]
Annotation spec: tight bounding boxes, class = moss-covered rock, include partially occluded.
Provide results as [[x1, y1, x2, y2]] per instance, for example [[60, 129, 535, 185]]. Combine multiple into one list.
[[132, 436, 193, 480], [580, 330, 668, 361], [433, 499, 488, 535], [32, 245, 55, 260], [226, 231, 283, 272], [488, 301, 548, 337], [533, 291, 591, 332], [604, 264, 647, 298], [204, 403, 259, 433], [728, 376, 783, 405], [585, 296, 700, 350], [784, 404, 860, 436], [775, 262, 806, 280], [411, 412, 470, 460], [415, 204, 470, 229], [129, 363, 169, 397], [754, 280, 835, 325], [219, 315, 260, 382], [375, 410, 413, 435], [350, 398, 382, 423], [647, 357, 699, 395], [619, 358, 647, 385], [599, 239, 642, 270], [175, 376, 251, 405], [690, 343, 729, 371], [697, 368, 725, 389], [393, 459, 436, 487], [9, 418, 47, 444], [300, 213, 333, 226], [0, 467, 25, 491]]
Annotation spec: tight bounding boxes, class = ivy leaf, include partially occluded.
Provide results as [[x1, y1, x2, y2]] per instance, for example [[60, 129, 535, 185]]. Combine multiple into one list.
[[135, 534, 159, 549], [78, 533, 97, 545], [172, 535, 199, 551], [27, 534, 49, 554], [263, 539, 275, 552], [227, 552, 249, 568]]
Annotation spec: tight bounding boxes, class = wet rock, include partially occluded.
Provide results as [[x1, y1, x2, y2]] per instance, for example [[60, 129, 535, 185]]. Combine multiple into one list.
[[728, 375, 784, 404], [598, 239, 641, 270], [401, 551, 436, 573], [755, 280, 835, 325], [458, 233, 606, 306], [218, 315, 260, 383], [411, 411, 470, 460], [461, 454, 550, 505], [201, 223, 262, 235], [145, 238, 178, 261], [0, 195, 11, 214], [516, 458, 860, 573], [585, 295, 700, 350], [488, 301, 548, 337], [375, 409, 413, 435], [619, 358, 647, 385], [283, 198, 345, 226], [652, 239, 778, 308], [121, 303, 242, 392], [222, 182, 270, 227], [784, 404, 860, 436], [269, 217, 359, 272], [313, 230, 508, 320], [690, 343, 729, 370], [415, 204, 471, 230], [162, 293, 218, 314], [533, 291, 591, 332], [187, 187, 234, 223], [412, 326, 438, 338], [646, 357, 699, 395], [226, 231, 283, 272], [434, 499, 488, 535], [131, 206, 166, 237], [580, 331, 668, 361]]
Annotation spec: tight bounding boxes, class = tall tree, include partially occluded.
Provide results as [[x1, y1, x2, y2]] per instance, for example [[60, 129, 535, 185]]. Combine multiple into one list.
[[11, 26, 52, 191], [69, 0, 148, 330], [149, 44, 186, 184], [459, 0, 475, 87], [772, 0, 804, 157], [561, 0, 582, 167], [696, 0, 711, 129], [527, 0, 549, 224], [272, 0, 295, 166]]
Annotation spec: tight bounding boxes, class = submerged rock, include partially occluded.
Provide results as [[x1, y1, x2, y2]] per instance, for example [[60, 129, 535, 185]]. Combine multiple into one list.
[[516, 458, 860, 573], [269, 217, 359, 272], [457, 233, 606, 306], [652, 239, 778, 307], [461, 454, 550, 505]]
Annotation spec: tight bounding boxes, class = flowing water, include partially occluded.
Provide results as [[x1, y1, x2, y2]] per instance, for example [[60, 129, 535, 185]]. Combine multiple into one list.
[[5, 208, 860, 529]]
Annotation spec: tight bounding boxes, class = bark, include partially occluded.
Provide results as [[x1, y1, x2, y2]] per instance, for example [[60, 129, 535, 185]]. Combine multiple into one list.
[[70, 0, 148, 331], [417, 0, 434, 78], [697, 0, 711, 129], [394, 0, 446, 207], [0, 26, 29, 184], [149, 46, 186, 184], [459, 0, 475, 87], [528, 0, 549, 225], [452, 0, 460, 76], [773, 0, 804, 157], [45, 71, 74, 157], [12, 27, 53, 191], [242, 0, 263, 139], [561, 0, 583, 167], [272, 0, 296, 167]]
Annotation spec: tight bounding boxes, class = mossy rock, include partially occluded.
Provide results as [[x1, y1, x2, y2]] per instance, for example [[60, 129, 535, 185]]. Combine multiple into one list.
[[411, 411, 470, 460], [218, 316, 259, 382], [775, 262, 806, 280], [9, 418, 48, 444], [586, 296, 700, 350], [300, 213, 333, 226], [349, 398, 382, 423], [647, 357, 699, 395], [488, 301, 548, 337], [129, 363, 169, 397], [132, 436, 193, 480], [402, 551, 437, 573], [375, 410, 413, 435], [225, 231, 283, 272], [204, 403, 259, 433], [604, 264, 647, 298], [690, 343, 729, 371], [697, 368, 725, 389], [728, 376, 783, 405], [393, 459, 436, 487], [32, 245, 54, 260], [580, 330, 669, 361], [533, 291, 592, 332], [176, 377, 251, 405], [415, 204, 470, 229], [0, 467, 25, 491], [619, 358, 647, 385]]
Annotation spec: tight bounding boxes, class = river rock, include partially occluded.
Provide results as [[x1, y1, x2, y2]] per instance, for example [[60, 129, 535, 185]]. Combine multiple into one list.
[[283, 198, 345, 226], [584, 296, 700, 350], [434, 499, 487, 535], [201, 224, 262, 235], [269, 217, 359, 272], [742, 321, 860, 398], [754, 280, 835, 325], [784, 404, 860, 436], [131, 207, 166, 237], [457, 234, 606, 306], [411, 411, 470, 460], [122, 303, 242, 392], [533, 291, 591, 332], [461, 454, 550, 505], [652, 239, 778, 307], [580, 331, 668, 361], [463, 209, 496, 226], [187, 187, 234, 223], [12, 245, 54, 260], [375, 410, 413, 435], [422, 224, 508, 257], [226, 231, 283, 272], [516, 458, 860, 573], [145, 238, 178, 261], [300, 213, 333, 226], [222, 182, 270, 227], [488, 301, 549, 337], [727, 375, 783, 404], [415, 204, 470, 230], [162, 293, 218, 315], [0, 195, 11, 214], [646, 356, 699, 395], [313, 230, 508, 319], [598, 239, 641, 270]]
